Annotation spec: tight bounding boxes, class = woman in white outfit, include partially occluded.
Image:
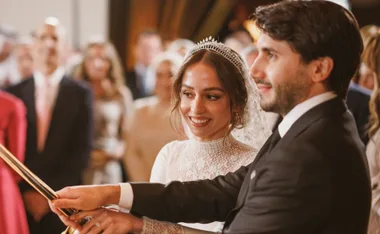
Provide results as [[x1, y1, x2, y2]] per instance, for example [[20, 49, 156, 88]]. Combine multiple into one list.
[[363, 30, 380, 234], [52, 38, 271, 234], [148, 38, 271, 232]]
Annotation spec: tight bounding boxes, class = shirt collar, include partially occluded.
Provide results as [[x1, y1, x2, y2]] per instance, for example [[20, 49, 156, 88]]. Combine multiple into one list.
[[135, 63, 148, 78], [278, 91, 337, 137], [349, 81, 372, 96], [34, 67, 65, 87]]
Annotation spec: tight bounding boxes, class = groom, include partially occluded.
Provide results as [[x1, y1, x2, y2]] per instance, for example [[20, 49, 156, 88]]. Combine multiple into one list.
[[52, 1, 371, 233]]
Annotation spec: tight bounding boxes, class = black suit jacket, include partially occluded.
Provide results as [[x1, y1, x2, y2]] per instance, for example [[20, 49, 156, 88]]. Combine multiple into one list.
[[130, 98, 371, 234], [125, 69, 153, 100], [7, 76, 93, 192], [125, 70, 141, 100], [346, 89, 370, 145]]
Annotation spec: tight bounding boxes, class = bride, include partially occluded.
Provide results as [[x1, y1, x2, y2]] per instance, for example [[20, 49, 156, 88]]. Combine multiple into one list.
[[148, 38, 271, 232], [50, 38, 271, 234]]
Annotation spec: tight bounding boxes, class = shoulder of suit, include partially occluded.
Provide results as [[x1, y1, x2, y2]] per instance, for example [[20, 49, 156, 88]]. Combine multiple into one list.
[[61, 76, 91, 92], [8, 77, 33, 89], [126, 69, 137, 76]]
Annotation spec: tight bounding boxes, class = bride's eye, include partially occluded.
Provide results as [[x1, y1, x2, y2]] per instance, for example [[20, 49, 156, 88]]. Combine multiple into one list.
[[207, 94, 221, 100], [182, 91, 193, 98]]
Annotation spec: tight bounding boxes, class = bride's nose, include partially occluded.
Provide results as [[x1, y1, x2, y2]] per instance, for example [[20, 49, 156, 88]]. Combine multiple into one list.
[[190, 96, 206, 114]]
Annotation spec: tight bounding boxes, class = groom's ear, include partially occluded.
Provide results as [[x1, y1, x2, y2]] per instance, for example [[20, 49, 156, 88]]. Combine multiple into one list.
[[309, 57, 334, 83]]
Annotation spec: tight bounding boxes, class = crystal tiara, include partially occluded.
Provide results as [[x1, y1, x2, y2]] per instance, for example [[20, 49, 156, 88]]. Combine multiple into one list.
[[185, 36, 246, 75]]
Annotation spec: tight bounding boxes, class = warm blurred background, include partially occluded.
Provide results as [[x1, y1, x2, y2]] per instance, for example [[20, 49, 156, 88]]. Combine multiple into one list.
[[1, 0, 379, 70]]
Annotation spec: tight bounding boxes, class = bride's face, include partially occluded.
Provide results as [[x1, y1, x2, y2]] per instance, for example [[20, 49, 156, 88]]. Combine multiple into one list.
[[180, 62, 231, 141]]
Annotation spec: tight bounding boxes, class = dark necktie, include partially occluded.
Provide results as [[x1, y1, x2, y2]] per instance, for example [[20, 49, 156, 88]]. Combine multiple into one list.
[[268, 129, 281, 152]]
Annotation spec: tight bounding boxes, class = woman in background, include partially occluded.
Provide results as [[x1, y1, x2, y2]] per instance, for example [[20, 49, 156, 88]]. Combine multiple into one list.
[[74, 37, 134, 185], [124, 52, 182, 182], [0, 91, 28, 234], [363, 31, 380, 234]]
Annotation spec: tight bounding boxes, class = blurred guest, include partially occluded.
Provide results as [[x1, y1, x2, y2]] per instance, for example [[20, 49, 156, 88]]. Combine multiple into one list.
[[360, 24, 380, 47], [6, 17, 93, 234], [364, 32, 380, 234], [240, 45, 258, 67], [65, 48, 83, 77], [223, 29, 253, 53], [167, 38, 195, 57], [124, 52, 182, 182], [126, 29, 163, 99], [14, 36, 33, 81], [0, 91, 28, 234], [347, 25, 380, 145], [74, 36, 134, 185], [0, 25, 19, 88]]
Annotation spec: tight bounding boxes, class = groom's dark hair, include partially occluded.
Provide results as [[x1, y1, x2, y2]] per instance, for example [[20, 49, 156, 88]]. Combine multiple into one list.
[[251, 0, 363, 98]]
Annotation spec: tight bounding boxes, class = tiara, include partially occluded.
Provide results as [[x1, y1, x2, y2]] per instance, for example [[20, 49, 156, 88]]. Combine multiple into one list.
[[185, 36, 245, 75]]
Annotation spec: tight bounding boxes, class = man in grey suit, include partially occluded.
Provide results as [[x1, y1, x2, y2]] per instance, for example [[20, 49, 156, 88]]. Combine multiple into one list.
[[51, 1, 371, 234]]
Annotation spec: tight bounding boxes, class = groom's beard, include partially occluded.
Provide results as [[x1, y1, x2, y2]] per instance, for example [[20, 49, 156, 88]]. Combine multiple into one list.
[[257, 74, 312, 116]]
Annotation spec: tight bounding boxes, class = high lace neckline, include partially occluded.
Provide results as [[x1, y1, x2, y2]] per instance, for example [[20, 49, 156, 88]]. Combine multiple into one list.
[[187, 135, 244, 155]]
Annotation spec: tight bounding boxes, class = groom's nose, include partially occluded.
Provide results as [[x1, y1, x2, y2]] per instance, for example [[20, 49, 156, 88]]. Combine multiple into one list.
[[250, 54, 266, 84]]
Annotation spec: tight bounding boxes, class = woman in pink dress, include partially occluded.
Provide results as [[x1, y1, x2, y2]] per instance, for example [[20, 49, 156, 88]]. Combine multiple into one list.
[[0, 90, 29, 234]]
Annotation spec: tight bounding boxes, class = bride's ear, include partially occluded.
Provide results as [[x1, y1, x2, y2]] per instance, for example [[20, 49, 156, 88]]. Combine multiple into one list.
[[231, 105, 244, 125]]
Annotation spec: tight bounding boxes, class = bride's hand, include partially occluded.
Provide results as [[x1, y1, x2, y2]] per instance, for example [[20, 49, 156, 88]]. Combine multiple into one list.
[[70, 208, 143, 234]]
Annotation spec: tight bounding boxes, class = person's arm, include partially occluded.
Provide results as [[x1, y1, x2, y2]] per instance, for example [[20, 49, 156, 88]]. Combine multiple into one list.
[[52, 164, 248, 225], [129, 164, 248, 223], [63, 207, 219, 234], [142, 217, 219, 234]]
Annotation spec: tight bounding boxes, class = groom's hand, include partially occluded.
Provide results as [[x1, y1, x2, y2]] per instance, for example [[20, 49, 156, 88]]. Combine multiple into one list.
[[52, 185, 121, 211]]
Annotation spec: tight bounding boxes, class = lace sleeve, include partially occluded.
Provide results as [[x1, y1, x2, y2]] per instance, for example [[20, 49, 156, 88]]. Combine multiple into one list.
[[142, 217, 221, 234], [150, 142, 172, 183]]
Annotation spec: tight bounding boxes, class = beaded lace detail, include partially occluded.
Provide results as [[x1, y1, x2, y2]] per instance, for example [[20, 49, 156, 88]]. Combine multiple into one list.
[[164, 136, 257, 182], [143, 135, 258, 233], [142, 217, 184, 234]]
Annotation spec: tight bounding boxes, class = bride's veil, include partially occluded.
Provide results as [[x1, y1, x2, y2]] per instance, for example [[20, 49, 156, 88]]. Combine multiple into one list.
[[231, 63, 272, 149]]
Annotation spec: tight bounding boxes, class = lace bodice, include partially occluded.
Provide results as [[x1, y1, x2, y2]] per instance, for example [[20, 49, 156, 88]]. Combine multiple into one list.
[[151, 135, 257, 183], [144, 135, 258, 234]]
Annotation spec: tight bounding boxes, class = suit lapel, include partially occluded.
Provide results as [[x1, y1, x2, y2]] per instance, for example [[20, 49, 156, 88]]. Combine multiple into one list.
[[234, 135, 274, 209], [44, 77, 68, 149], [23, 79, 37, 127], [233, 98, 346, 212], [274, 98, 346, 153]]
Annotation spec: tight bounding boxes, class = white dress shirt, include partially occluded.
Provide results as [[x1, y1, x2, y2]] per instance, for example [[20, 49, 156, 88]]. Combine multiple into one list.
[[34, 67, 65, 110], [118, 91, 338, 209], [278, 91, 337, 137]]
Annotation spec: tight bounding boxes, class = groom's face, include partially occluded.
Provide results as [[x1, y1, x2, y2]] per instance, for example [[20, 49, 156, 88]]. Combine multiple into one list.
[[250, 33, 312, 116]]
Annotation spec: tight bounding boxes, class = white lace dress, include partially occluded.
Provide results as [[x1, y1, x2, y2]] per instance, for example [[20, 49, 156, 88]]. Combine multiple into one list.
[[143, 135, 258, 233]]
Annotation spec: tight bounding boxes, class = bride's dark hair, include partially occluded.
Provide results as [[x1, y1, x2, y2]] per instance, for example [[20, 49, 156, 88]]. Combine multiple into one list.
[[170, 49, 248, 138]]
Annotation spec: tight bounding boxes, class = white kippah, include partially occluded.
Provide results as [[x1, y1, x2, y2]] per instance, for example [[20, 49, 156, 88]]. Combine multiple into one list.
[[185, 36, 246, 75]]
